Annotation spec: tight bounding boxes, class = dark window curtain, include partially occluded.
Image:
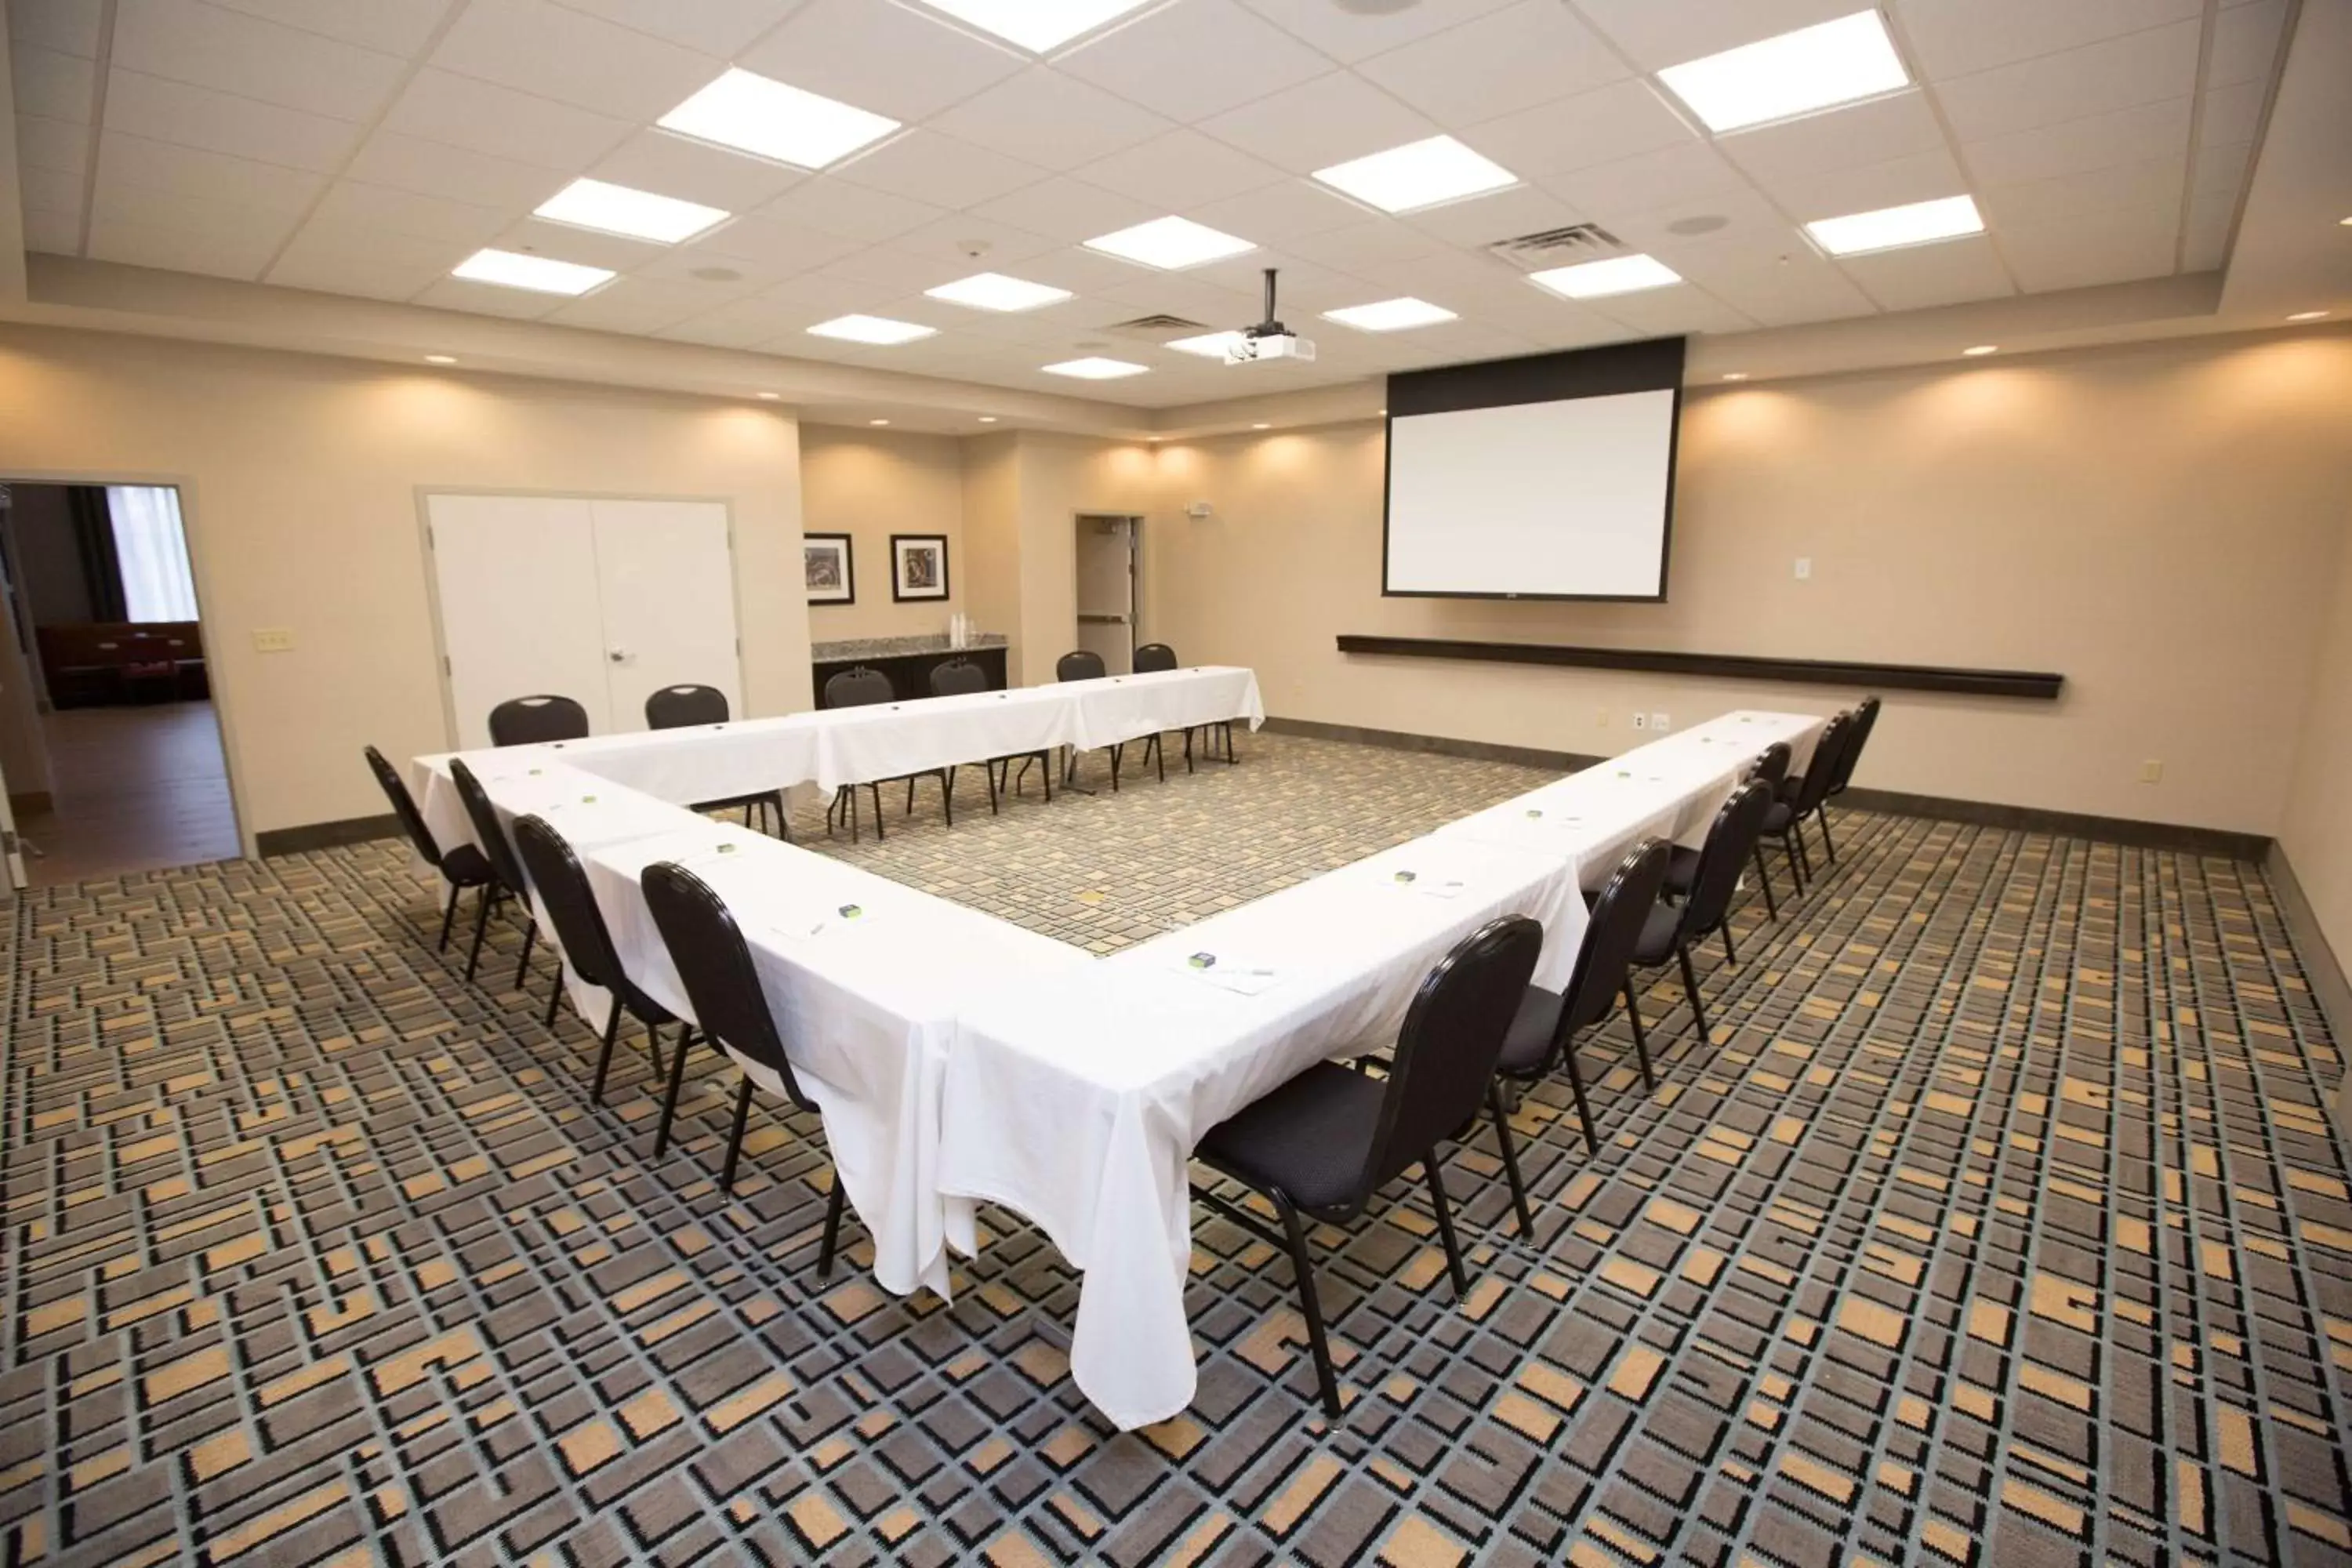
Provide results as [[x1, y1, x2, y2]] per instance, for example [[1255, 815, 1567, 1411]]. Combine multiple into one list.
[[67, 486, 126, 621]]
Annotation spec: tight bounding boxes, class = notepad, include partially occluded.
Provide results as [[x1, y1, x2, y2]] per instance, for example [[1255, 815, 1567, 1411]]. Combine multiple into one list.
[[1386, 868, 1467, 899], [1170, 951, 1283, 996]]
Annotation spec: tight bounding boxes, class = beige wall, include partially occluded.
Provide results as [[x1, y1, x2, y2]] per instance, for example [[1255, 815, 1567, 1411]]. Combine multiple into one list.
[[1144, 329, 2352, 836], [0, 324, 809, 845], [2281, 519, 2352, 968], [799, 425, 965, 644]]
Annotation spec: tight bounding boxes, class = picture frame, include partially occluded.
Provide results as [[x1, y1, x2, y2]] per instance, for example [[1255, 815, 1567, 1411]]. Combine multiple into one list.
[[804, 533, 855, 604], [891, 533, 950, 602]]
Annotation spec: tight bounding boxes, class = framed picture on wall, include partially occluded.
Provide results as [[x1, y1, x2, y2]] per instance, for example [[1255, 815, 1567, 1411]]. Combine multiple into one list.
[[891, 534, 949, 602], [804, 533, 855, 604]]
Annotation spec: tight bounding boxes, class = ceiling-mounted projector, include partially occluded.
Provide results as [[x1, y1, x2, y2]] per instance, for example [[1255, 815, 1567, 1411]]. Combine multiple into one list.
[[1225, 268, 1316, 365]]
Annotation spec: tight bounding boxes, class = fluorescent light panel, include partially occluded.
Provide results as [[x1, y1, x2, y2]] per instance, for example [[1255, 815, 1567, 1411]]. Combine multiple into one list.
[[1163, 331, 1247, 358], [808, 314, 936, 345], [1658, 11, 1909, 133], [1084, 216, 1254, 270], [1528, 254, 1682, 299], [1043, 357, 1148, 379], [925, 272, 1073, 312], [452, 249, 614, 296], [1323, 297, 1457, 332], [659, 68, 898, 170], [534, 178, 728, 244], [1805, 194, 1983, 256], [1312, 135, 1517, 215], [910, 0, 1157, 52]]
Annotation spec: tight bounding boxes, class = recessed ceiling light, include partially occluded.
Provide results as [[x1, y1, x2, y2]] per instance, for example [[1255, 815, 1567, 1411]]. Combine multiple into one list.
[[1962, 345, 1999, 356], [808, 314, 936, 345], [424, 354, 457, 365], [2339, 216, 2352, 226], [909, 0, 1156, 53], [1529, 255, 1682, 299], [870, 418, 891, 426], [1251, 423, 1271, 430], [535, 177, 728, 244], [1164, 331, 1248, 358], [1084, 216, 1255, 270], [926, 272, 1073, 312], [452, 249, 614, 296], [1324, 297, 1458, 332], [1043, 358, 1149, 379], [1722, 372, 1748, 381], [659, 68, 898, 170], [978, 416, 998, 423], [2287, 310, 2330, 321], [1806, 194, 1984, 256], [1312, 135, 1517, 216], [757, 392, 780, 400], [1658, 11, 1909, 134]]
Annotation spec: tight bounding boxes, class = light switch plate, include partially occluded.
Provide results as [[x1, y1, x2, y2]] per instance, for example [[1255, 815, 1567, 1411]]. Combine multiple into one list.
[[1651, 712, 1670, 731], [252, 627, 295, 653], [1794, 557, 1812, 579]]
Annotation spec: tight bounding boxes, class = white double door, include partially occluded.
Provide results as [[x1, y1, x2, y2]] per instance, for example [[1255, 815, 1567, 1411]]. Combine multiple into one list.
[[428, 495, 740, 752]]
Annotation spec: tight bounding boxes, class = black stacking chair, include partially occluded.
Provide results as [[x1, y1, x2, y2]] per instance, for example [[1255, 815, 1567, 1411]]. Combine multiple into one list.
[[822, 666, 951, 841], [641, 862, 851, 1274], [511, 815, 680, 1096], [1666, 741, 1791, 919], [1817, 694, 1880, 855], [645, 684, 789, 839], [1054, 648, 1132, 792], [1192, 916, 1543, 1418], [1136, 640, 1233, 765], [1490, 840, 1673, 1213], [931, 657, 1036, 814], [365, 746, 494, 951], [1770, 713, 1854, 888], [1625, 780, 1773, 1045], [446, 757, 537, 989], [488, 694, 590, 746]]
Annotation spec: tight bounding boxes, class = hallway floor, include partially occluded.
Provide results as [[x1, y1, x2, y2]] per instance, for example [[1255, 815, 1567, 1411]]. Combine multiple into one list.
[[14, 699, 238, 885]]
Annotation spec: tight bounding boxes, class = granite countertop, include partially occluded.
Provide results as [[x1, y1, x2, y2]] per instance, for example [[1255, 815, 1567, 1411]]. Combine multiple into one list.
[[811, 632, 1008, 661]]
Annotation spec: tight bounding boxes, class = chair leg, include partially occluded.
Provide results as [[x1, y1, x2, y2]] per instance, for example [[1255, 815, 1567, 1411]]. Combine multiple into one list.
[[1721, 920, 1738, 967], [653, 1025, 694, 1158], [1272, 1195, 1341, 1420], [719, 1076, 753, 1193], [1676, 942, 1710, 1039], [1424, 1158, 1469, 1298], [1623, 983, 1654, 1090], [1751, 844, 1779, 920], [437, 884, 461, 950], [514, 917, 537, 989], [589, 1000, 624, 1103], [816, 1178, 848, 1279], [465, 886, 495, 981], [1561, 1040, 1598, 1152], [543, 973, 563, 1029], [1793, 823, 1813, 884], [1488, 1086, 1536, 1237], [1110, 743, 1123, 793], [942, 768, 955, 829], [1816, 807, 1836, 862], [869, 783, 886, 842]]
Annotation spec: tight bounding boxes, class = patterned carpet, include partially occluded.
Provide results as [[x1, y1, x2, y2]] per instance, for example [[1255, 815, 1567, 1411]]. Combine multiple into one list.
[[4, 732, 2350, 1567]]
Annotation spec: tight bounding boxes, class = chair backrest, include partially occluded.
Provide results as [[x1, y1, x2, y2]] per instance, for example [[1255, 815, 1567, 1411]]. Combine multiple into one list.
[[1056, 649, 1106, 682], [1676, 781, 1773, 942], [929, 659, 988, 698], [364, 745, 443, 866], [1362, 916, 1544, 1194], [1748, 741, 1792, 797], [823, 666, 894, 710], [1555, 838, 1673, 1041], [1133, 643, 1178, 673], [1788, 713, 1854, 816], [641, 862, 811, 1109], [645, 684, 728, 729], [446, 757, 526, 894], [511, 815, 622, 989], [1828, 695, 1878, 794], [488, 694, 590, 746]]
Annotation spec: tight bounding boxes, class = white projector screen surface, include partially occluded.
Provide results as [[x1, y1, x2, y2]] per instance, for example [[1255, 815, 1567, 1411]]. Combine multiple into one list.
[[1385, 387, 1677, 598]]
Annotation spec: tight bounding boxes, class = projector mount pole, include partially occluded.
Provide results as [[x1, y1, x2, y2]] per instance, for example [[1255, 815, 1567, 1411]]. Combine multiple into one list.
[[1254, 267, 1285, 338]]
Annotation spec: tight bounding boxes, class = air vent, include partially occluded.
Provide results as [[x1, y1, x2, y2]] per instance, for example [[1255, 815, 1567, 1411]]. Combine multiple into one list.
[[1106, 313, 1213, 339], [1483, 223, 1629, 273]]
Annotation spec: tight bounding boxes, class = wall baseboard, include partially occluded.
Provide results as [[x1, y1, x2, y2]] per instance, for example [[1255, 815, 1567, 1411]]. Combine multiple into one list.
[[2265, 845, 2352, 1142], [256, 813, 399, 857], [1264, 717, 1599, 773]]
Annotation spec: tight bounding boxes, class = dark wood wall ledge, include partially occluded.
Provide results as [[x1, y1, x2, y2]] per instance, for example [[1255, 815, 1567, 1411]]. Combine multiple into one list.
[[1335, 635, 2065, 700]]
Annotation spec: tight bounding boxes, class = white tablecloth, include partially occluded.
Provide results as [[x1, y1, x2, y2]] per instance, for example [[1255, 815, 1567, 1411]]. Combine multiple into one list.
[[938, 832, 1589, 1430], [580, 822, 1091, 1299]]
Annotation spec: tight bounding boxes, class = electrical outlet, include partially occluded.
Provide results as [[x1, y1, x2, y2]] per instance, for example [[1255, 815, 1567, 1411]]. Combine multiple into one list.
[[251, 627, 296, 653], [1651, 712, 1671, 731], [1794, 557, 1813, 580], [1631, 712, 1647, 731], [2140, 760, 2164, 784], [1595, 709, 1610, 728]]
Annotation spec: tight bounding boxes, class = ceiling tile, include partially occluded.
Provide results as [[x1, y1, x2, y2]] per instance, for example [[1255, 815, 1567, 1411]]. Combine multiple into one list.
[[1896, 0, 2199, 81], [885, 212, 1062, 273], [344, 129, 569, 208], [17, 161, 85, 216], [929, 67, 1173, 172], [1354, 1, 1628, 126], [1199, 71, 1437, 175], [1283, 215, 1448, 270], [381, 69, 633, 172], [1998, 200, 2180, 290], [1664, 249, 1879, 328], [1542, 140, 1750, 221], [1836, 233, 2015, 310], [755, 269, 898, 311], [1072, 129, 1287, 211], [2191, 140, 2252, 203], [661, 292, 837, 347], [9, 0, 103, 57], [966, 176, 1160, 243], [203, 0, 456, 55], [86, 213, 288, 278], [1573, 285, 1755, 337], [23, 207, 83, 253], [2206, 0, 2288, 88], [760, 176, 949, 241], [1570, 0, 1860, 72], [1459, 80, 1697, 183], [982, 240, 1170, 295], [312, 179, 510, 245], [736, 0, 1025, 124], [103, 67, 363, 172], [690, 209, 868, 272], [590, 129, 806, 212], [1402, 183, 1591, 248], [1058, 0, 1331, 123], [1749, 146, 1970, 224], [12, 44, 93, 122], [97, 129, 322, 213], [414, 274, 574, 318], [545, 274, 732, 332], [15, 113, 90, 176], [814, 245, 963, 293], [2180, 212, 2227, 272], [430, 0, 718, 121], [1978, 154, 2185, 229], [488, 216, 668, 271], [111, 0, 408, 122], [1605, 186, 1797, 256], [1183, 180, 1366, 244], [266, 223, 460, 299], [1935, 19, 2199, 142], [2197, 80, 2263, 149], [1232, 0, 1518, 64], [833, 129, 1048, 209], [1962, 96, 2191, 187], [1718, 91, 1944, 187], [546, 0, 804, 56]]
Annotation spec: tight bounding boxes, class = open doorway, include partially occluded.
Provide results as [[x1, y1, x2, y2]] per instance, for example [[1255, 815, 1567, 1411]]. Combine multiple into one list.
[[1076, 514, 1142, 675], [0, 481, 237, 887]]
